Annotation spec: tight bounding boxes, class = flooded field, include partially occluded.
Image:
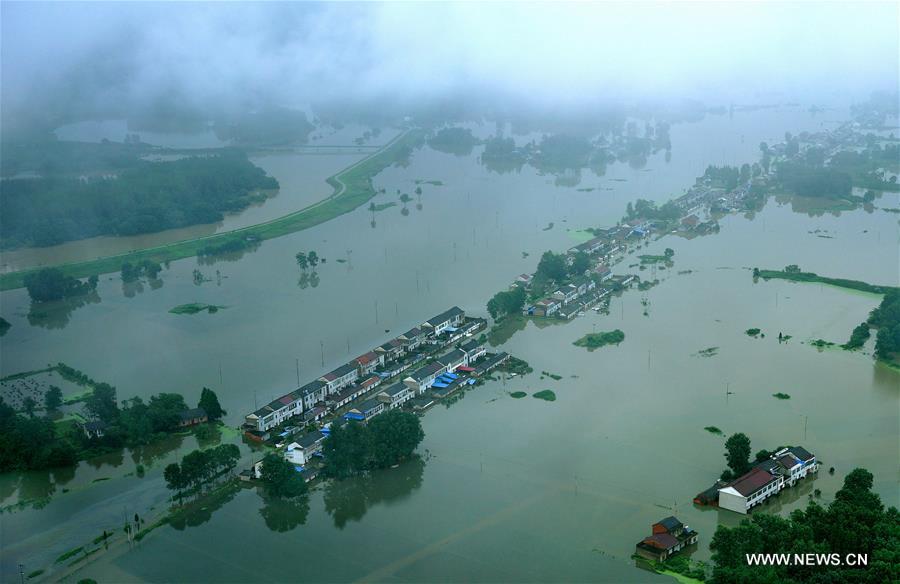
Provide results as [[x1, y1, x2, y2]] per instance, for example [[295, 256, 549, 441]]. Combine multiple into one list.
[[1, 108, 897, 582]]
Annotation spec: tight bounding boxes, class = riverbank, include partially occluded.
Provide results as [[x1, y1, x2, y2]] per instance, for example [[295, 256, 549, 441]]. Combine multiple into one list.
[[754, 268, 898, 295], [0, 129, 422, 291]]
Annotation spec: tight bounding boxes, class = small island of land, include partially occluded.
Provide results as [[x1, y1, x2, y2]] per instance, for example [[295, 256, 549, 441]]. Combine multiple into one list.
[[574, 329, 625, 350], [169, 303, 225, 315], [532, 390, 556, 402]]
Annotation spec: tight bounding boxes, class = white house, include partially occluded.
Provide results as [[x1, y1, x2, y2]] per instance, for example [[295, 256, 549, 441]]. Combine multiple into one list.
[[377, 382, 414, 409], [320, 363, 359, 394], [404, 360, 448, 394], [422, 306, 465, 336], [718, 467, 784, 514]]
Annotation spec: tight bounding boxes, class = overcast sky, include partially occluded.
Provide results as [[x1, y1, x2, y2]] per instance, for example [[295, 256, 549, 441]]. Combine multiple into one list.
[[2, 1, 897, 126]]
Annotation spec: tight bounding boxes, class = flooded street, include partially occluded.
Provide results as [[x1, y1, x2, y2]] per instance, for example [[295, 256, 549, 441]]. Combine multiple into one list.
[[1, 109, 897, 582]]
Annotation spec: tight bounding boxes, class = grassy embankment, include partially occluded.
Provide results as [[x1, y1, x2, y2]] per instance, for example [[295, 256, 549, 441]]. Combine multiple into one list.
[[755, 269, 898, 295], [0, 129, 423, 291]]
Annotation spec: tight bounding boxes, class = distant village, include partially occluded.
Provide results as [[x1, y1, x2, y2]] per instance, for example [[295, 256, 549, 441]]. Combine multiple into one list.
[[240, 306, 510, 481]]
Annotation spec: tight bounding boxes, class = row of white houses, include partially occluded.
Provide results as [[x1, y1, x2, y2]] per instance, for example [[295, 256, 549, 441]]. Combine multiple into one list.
[[244, 306, 469, 434], [717, 446, 819, 514]]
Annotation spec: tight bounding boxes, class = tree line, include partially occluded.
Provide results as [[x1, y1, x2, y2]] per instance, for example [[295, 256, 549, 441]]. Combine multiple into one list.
[[24, 268, 98, 302], [1, 150, 278, 248]]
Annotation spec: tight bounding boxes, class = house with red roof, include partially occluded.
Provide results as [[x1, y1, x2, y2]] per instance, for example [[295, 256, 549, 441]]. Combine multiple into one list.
[[635, 516, 698, 561]]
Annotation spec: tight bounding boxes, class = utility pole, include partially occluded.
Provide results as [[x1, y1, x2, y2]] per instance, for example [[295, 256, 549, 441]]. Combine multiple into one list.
[[295, 358, 300, 386], [375, 299, 379, 324], [320, 340, 325, 367]]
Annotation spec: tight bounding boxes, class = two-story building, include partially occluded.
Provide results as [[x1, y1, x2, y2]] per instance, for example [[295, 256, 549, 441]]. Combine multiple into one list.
[[718, 467, 785, 514], [344, 398, 385, 422], [635, 516, 699, 562], [398, 327, 427, 351], [320, 363, 359, 394], [404, 360, 448, 394], [353, 351, 385, 377], [377, 382, 414, 410], [299, 379, 328, 410], [422, 306, 465, 337], [460, 338, 486, 363]]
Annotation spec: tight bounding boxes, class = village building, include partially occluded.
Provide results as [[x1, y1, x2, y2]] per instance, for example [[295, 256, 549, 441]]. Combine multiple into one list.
[[437, 348, 468, 371], [377, 382, 414, 410], [460, 338, 486, 363], [635, 516, 699, 562], [421, 306, 465, 337], [594, 263, 612, 281], [353, 351, 384, 376], [718, 467, 785, 514], [375, 338, 405, 362], [532, 297, 561, 317], [299, 379, 328, 410], [344, 397, 385, 422], [177, 407, 208, 428], [283, 430, 326, 466], [320, 363, 359, 394], [568, 236, 607, 256], [553, 284, 579, 305], [404, 360, 449, 394], [80, 420, 107, 439], [398, 327, 427, 351]]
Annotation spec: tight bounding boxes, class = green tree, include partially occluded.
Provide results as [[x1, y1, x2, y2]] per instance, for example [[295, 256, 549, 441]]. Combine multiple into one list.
[[22, 396, 36, 417], [487, 286, 526, 320], [307, 251, 319, 267], [198, 387, 225, 420], [724, 432, 751, 477], [44, 385, 63, 412], [368, 410, 425, 468], [260, 452, 308, 498], [120, 397, 153, 446], [536, 251, 568, 283], [664, 247, 675, 259], [569, 251, 591, 276], [322, 421, 374, 479], [85, 383, 118, 424], [295, 252, 308, 270], [146, 393, 188, 433]]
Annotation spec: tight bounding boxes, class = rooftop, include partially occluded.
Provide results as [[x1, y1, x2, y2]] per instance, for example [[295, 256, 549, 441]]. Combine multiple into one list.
[[727, 467, 780, 497], [425, 306, 464, 327]]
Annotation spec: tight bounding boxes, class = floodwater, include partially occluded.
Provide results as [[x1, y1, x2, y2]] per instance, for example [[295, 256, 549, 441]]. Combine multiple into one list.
[[1, 107, 897, 582]]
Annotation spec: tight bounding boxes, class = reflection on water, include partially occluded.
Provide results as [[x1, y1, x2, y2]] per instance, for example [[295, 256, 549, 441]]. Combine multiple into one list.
[[323, 456, 425, 529], [169, 481, 241, 532], [26, 291, 101, 329], [259, 493, 310, 532]]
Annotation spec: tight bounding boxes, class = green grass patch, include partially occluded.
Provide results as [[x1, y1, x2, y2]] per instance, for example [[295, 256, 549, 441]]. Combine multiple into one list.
[[772, 392, 791, 400], [541, 371, 563, 380], [0, 130, 425, 291], [509, 391, 527, 399], [638, 254, 670, 264], [745, 328, 761, 337], [573, 329, 625, 350], [55, 546, 84, 564], [169, 303, 225, 315], [811, 339, 836, 349], [694, 347, 719, 358], [532, 390, 556, 402], [27, 569, 45, 579], [704, 426, 723, 435]]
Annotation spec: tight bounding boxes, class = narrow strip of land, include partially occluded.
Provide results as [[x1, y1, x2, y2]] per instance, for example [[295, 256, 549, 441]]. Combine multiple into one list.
[[754, 269, 898, 295], [0, 129, 421, 291]]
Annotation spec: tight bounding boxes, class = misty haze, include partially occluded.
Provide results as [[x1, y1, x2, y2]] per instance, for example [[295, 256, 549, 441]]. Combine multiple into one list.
[[0, 2, 898, 583]]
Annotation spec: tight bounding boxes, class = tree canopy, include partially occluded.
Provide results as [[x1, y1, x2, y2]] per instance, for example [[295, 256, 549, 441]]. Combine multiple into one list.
[[723, 432, 752, 478], [198, 387, 226, 420], [322, 411, 424, 479], [260, 452, 308, 498], [24, 268, 97, 303]]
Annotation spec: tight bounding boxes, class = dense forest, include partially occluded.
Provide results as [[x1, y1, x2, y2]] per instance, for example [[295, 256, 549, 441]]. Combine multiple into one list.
[[1, 150, 278, 247]]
